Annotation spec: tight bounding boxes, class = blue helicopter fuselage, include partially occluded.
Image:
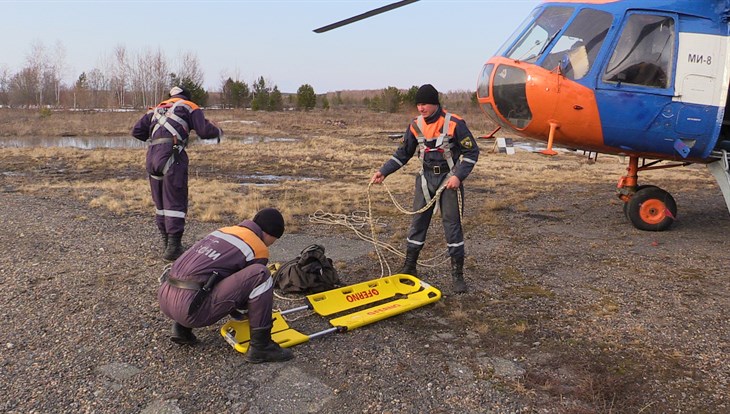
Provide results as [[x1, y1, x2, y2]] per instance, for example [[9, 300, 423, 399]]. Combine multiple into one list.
[[479, 0, 730, 162]]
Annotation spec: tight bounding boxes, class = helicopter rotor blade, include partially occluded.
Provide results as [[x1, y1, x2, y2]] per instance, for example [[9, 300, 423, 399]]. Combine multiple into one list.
[[313, 0, 419, 33]]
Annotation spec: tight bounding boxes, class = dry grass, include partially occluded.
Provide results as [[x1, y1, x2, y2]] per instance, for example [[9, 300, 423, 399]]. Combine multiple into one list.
[[6, 146, 709, 238], [1, 107, 715, 229]]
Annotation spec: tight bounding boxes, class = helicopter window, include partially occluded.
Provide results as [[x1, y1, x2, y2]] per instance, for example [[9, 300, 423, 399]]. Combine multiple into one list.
[[603, 14, 675, 89], [477, 64, 494, 99], [492, 65, 531, 129], [539, 9, 613, 80], [505, 6, 573, 63], [495, 7, 540, 57]]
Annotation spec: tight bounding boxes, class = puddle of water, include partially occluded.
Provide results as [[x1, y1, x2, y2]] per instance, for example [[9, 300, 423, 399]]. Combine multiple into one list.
[[235, 136, 299, 144], [219, 120, 259, 125], [238, 174, 323, 185], [241, 182, 278, 187], [0, 134, 299, 149], [0, 136, 147, 149]]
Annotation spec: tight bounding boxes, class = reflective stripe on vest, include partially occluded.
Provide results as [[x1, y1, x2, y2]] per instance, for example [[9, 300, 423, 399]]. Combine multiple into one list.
[[212, 226, 270, 262], [210, 226, 273, 300], [412, 113, 455, 207]]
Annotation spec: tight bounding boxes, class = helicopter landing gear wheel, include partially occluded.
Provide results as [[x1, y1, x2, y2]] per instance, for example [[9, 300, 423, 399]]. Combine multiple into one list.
[[623, 185, 658, 218], [626, 186, 677, 231]]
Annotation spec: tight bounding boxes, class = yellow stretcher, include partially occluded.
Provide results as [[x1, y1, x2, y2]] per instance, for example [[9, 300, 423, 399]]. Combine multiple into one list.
[[220, 274, 441, 353]]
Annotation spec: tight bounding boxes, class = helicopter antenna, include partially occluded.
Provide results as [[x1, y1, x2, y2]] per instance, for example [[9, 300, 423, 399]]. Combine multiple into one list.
[[314, 0, 419, 33]]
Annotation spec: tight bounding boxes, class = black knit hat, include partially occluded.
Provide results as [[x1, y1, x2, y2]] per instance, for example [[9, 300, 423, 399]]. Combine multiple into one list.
[[253, 208, 285, 238], [415, 84, 440, 105]]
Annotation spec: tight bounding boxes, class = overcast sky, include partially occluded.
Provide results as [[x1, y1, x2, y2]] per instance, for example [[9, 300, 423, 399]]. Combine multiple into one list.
[[1, 0, 541, 93]]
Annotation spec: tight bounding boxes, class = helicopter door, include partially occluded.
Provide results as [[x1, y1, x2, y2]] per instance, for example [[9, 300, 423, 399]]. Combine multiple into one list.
[[595, 13, 679, 155], [602, 13, 675, 89]]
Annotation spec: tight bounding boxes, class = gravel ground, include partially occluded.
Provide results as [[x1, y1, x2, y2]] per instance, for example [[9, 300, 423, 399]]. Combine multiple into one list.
[[1, 148, 728, 413]]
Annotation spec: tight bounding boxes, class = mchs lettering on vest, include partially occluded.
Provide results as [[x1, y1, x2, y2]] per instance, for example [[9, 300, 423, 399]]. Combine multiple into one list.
[[346, 289, 379, 302], [196, 246, 221, 260]]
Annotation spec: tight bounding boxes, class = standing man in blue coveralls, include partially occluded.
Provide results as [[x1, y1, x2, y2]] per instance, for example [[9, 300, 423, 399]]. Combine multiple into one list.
[[158, 207, 293, 363], [132, 86, 222, 261], [371, 84, 479, 294]]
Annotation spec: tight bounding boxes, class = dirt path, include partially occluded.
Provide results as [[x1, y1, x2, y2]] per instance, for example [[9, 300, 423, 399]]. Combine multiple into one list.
[[0, 142, 728, 413]]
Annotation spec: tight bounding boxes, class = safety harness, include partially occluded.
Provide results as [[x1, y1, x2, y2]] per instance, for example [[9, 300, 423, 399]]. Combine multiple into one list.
[[159, 225, 272, 316], [149, 98, 190, 180], [411, 113, 455, 206]]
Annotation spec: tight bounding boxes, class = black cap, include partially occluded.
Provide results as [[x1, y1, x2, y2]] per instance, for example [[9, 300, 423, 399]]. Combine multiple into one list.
[[253, 208, 285, 238], [415, 84, 439, 105]]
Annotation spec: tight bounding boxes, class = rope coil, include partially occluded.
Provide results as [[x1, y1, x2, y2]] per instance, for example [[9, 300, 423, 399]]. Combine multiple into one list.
[[308, 179, 463, 277]]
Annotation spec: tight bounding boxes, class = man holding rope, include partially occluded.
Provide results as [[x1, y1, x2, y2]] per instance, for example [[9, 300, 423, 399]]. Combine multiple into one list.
[[370, 84, 479, 294]]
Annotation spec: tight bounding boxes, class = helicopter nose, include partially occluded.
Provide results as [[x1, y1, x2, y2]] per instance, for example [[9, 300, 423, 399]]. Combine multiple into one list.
[[477, 61, 532, 130], [477, 57, 604, 152]]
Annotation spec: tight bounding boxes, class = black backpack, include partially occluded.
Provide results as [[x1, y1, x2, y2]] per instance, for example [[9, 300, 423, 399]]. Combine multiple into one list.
[[273, 244, 341, 294]]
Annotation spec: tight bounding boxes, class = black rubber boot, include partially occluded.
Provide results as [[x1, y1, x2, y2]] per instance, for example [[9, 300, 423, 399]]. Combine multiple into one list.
[[400, 247, 420, 277], [451, 256, 468, 294], [159, 230, 168, 253], [245, 326, 294, 363], [170, 322, 197, 345], [163, 233, 184, 261]]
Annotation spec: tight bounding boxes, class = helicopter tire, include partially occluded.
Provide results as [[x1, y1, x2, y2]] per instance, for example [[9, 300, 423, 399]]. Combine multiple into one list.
[[623, 185, 658, 219], [626, 186, 677, 231]]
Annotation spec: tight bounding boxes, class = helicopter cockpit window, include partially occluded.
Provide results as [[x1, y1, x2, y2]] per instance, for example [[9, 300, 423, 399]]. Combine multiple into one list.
[[505, 6, 573, 63], [539, 9, 613, 80], [603, 14, 675, 89]]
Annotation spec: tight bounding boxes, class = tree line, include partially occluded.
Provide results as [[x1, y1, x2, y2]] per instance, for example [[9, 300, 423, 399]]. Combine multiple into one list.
[[0, 42, 477, 113]]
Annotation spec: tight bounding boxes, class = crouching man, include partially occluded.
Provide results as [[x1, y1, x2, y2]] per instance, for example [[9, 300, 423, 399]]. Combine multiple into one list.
[[158, 207, 292, 363]]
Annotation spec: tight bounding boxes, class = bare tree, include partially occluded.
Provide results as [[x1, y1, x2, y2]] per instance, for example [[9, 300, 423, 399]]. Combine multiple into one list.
[[150, 48, 169, 104], [128, 47, 169, 108], [128, 51, 146, 108], [177, 51, 204, 87], [50, 40, 67, 106], [129, 48, 154, 108], [0, 65, 9, 106], [86, 68, 109, 108], [19, 40, 66, 107], [26, 40, 47, 106], [8, 67, 40, 107], [110, 45, 129, 107]]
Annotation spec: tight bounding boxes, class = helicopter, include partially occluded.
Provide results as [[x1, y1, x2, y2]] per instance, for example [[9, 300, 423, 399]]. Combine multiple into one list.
[[314, 0, 730, 232]]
